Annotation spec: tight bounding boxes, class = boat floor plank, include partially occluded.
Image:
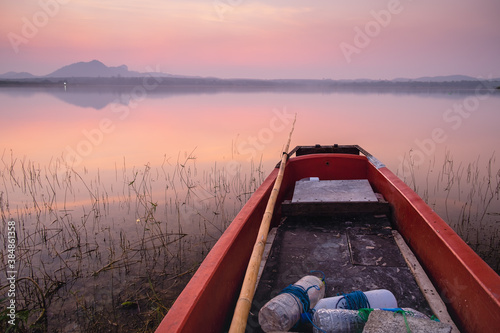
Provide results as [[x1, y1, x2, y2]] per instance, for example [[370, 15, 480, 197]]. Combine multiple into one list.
[[245, 213, 433, 332]]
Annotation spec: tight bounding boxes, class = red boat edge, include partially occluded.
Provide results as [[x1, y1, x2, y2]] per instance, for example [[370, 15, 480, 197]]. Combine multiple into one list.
[[370, 160, 500, 333], [155, 166, 278, 333], [155, 146, 500, 333]]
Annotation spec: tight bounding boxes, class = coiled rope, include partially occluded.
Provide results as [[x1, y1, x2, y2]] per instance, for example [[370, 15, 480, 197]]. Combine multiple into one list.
[[336, 290, 370, 310], [279, 284, 320, 314], [279, 271, 326, 333]]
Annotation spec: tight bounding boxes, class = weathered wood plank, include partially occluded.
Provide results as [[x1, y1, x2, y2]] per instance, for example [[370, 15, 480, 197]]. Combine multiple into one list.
[[291, 179, 378, 203], [281, 200, 390, 216], [392, 230, 460, 333]]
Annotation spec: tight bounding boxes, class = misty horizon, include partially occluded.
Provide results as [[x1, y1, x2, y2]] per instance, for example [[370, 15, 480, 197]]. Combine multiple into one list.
[[2, 59, 500, 84]]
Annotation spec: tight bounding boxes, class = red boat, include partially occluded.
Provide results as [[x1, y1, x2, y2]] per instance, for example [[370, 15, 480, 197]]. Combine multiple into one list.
[[156, 145, 500, 333]]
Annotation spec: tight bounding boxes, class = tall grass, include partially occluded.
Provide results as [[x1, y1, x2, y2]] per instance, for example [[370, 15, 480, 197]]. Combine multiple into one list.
[[0, 149, 264, 332], [398, 149, 500, 272]]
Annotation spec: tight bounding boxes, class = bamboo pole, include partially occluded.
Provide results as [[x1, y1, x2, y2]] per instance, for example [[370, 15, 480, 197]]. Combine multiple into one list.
[[228, 115, 296, 333]]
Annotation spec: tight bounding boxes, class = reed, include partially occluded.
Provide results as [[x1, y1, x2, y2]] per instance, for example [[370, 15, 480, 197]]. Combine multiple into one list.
[[398, 150, 500, 272], [1, 150, 265, 332]]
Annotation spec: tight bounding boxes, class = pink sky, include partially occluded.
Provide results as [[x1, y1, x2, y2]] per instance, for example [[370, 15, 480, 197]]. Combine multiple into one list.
[[1, 0, 499, 79]]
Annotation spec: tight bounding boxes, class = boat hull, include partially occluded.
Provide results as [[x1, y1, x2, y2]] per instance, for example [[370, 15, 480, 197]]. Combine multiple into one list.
[[156, 150, 500, 333]]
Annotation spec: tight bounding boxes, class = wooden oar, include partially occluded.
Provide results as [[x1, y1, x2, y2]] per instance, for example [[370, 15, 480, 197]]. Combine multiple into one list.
[[228, 115, 297, 333]]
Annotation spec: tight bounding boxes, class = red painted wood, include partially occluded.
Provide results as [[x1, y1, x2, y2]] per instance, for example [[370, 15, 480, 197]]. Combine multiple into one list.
[[284, 153, 369, 182], [156, 153, 500, 333], [367, 163, 500, 333], [155, 168, 279, 333]]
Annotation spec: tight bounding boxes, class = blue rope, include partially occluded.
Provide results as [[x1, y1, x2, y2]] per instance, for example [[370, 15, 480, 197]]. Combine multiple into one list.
[[279, 272, 327, 333], [380, 307, 404, 312], [310, 270, 326, 290], [300, 309, 326, 333], [279, 284, 319, 313], [336, 291, 370, 310]]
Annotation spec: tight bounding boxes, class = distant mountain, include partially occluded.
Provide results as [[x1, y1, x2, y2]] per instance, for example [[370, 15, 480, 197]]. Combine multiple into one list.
[[0, 71, 37, 79], [1, 61, 499, 82], [45, 60, 131, 78], [44, 59, 175, 78], [0, 60, 177, 79], [392, 75, 479, 82]]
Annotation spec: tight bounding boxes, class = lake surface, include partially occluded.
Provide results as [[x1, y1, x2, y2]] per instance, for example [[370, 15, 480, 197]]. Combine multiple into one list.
[[1, 85, 499, 331]]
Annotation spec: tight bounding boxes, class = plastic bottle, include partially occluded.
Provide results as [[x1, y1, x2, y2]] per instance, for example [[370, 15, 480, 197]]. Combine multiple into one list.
[[313, 309, 365, 333], [313, 289, 397, 311], [258, 275, 325, 332], [312, 307, 430, 333]]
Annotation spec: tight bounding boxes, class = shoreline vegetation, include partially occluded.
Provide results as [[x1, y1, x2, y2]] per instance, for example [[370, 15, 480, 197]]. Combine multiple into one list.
[[398, 150, 500, 274], [1, 77, 500, 93], [0, 150, 265, 332], [2, 78, 499, 111]]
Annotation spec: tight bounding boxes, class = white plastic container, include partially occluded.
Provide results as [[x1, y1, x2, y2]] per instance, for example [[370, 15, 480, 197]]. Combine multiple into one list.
[[258, 275, 325, 332], [313, 289, 397, 310], [313, 309, 365, 333]]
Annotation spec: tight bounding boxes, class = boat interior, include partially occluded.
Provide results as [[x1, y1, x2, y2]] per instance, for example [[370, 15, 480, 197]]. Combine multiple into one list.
[[242, 145, 453, 332], [246, 177, 434, 331]]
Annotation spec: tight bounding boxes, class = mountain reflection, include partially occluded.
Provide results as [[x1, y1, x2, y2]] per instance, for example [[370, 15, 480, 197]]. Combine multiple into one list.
[[0, 80, 498, 110]]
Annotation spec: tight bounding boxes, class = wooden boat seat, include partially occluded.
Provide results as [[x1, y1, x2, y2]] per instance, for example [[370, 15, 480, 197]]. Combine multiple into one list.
[[282, 179, 390, 216]]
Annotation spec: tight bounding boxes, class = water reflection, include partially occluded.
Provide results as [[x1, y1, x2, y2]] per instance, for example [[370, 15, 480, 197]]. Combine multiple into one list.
[[0, 86, 499, 331], [1, 83, 497, 111]]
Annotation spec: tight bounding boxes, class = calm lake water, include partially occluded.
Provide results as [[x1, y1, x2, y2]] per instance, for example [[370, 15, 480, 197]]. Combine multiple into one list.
[[1, 85, 499, 331]]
